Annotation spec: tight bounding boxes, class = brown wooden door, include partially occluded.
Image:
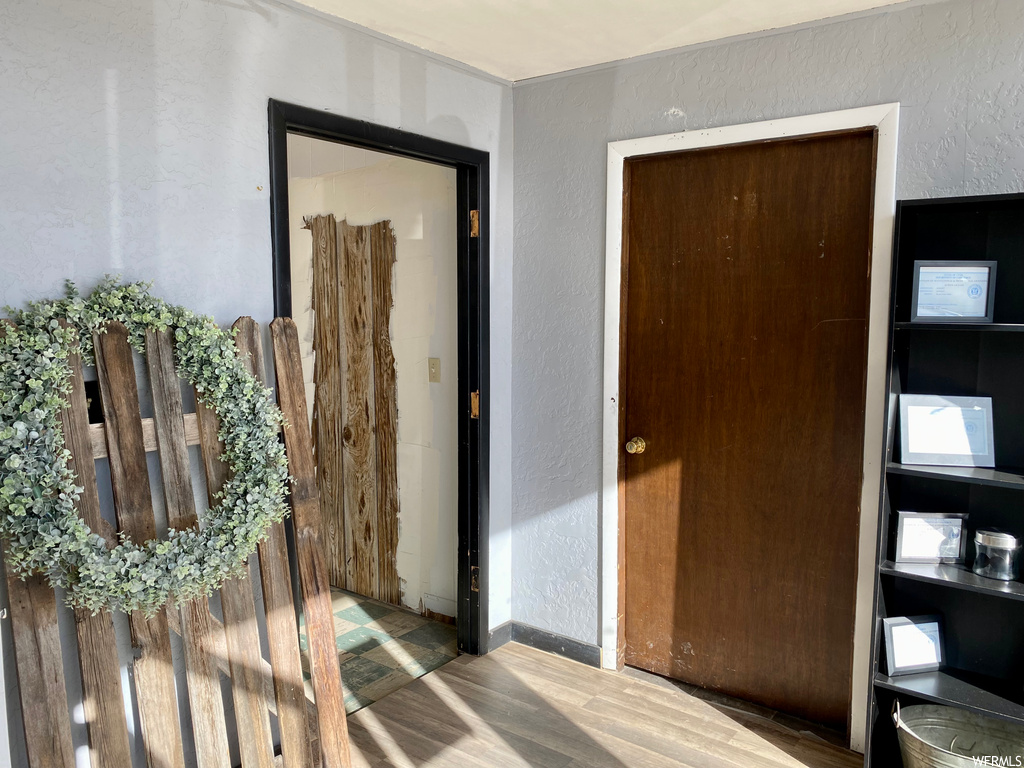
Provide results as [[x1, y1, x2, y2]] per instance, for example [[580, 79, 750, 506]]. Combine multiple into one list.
[[621, 129, 877, 729]]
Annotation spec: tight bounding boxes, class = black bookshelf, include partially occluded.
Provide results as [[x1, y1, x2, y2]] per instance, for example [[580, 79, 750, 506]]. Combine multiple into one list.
[[894, 322, 1024, 333], [874, 670, 1024, 725], [880, 561, 1024, 602], [867, 193, 1024, 765], [885, 462, 1024, 490]]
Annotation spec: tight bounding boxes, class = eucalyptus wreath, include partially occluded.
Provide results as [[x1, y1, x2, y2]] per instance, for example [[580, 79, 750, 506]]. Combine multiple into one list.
[[0, 278, 290, 615]]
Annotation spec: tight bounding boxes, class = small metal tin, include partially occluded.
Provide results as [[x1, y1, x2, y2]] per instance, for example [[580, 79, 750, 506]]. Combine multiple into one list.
[[973, 529, 1021, 581]]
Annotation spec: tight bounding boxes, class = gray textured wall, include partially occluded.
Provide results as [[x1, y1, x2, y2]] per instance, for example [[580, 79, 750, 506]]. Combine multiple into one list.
[[0, 0, 513, 764], [511, 0, 1024, 644]]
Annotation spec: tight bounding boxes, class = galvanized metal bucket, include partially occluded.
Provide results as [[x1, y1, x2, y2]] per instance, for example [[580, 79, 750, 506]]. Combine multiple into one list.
[[893, 701, 1024, 767]]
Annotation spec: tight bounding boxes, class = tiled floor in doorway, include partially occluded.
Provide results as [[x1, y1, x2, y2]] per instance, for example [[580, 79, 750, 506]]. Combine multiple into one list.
[[299, 588, 458, 713]]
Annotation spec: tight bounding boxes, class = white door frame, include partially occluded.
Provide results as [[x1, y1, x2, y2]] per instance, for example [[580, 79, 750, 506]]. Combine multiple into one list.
[[600, 103, 900, 752]]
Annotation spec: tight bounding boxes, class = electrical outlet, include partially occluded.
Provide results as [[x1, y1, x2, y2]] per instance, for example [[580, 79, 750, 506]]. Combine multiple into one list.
[[428, 357, 441, 383]]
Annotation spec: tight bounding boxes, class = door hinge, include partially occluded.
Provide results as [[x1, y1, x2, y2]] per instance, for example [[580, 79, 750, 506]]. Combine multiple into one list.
[[471, 565, 480, 592], [470, 210, 480, 238], [470, 390, 480, 419]]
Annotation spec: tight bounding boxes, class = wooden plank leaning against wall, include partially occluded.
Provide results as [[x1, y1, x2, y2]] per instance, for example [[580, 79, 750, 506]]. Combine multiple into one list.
[[338, 219, 380, 599], [306, 214, 400, 605], [146, 328, 234, 768], [310, 219, 346, 588], [234, 318, 316, 768], [94, 325, 186, 768], [370, 221, 401, 607]]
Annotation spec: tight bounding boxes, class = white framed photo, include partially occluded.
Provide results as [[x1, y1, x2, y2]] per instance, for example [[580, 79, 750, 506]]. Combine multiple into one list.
[[883, 615, 944, 677], [899, 394, 995, 468], [895, 511, 967, 564], [911, 260, 996, 322]]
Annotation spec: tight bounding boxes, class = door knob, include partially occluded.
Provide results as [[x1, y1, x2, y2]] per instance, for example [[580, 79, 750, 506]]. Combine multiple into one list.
[[625, 437, 647, 455]]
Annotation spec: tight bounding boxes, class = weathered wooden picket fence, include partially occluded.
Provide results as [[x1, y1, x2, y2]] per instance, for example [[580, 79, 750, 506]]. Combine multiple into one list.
[[4, 317, 352, 768]]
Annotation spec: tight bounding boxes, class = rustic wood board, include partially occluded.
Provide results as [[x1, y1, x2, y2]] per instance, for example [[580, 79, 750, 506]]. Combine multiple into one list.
[[338, 220, 380, 599], [89, 413, 199, 460], [3, 548, 75, 768], [233, 317, 313, 768], [309, 215, 347, 589], [94, 324, 185, 768], [167, 604, 322, 743], [369, 221, 400, 606], [145, 329, 231, 768], [58, 329, 134, 768], [144, 330, 197, 527], [271, 317, 353, 768], [195, 394, 276, 768], [1, 319, 74, 768], [3, 317, 349, 768]]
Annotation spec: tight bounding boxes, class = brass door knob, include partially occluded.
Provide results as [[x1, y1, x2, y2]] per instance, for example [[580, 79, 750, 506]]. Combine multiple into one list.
[[625, 437, 647, 455]]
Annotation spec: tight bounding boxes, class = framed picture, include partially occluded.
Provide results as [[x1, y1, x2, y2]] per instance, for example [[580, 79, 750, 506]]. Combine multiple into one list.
[[895, 511, 968, 564], [883, 615, 944, 677], [899, 394, 995, 468], [911, 260, 997, 323]]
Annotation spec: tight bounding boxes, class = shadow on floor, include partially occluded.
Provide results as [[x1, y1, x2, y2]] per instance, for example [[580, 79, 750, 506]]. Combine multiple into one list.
[[621, 665, 850, 748], [344, 644, 863, 768], [622, 664, 860, 768], [346, 647, 631, 768]]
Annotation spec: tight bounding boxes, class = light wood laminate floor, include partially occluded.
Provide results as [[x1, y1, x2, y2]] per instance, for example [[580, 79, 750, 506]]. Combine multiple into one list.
[[346, 642, 863, 768]]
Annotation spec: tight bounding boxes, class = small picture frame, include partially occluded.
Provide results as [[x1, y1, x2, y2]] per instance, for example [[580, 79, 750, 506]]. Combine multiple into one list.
[[899, 394, 995, 468], [911, 260, 996, 323], [883, 615, 944, 677], [895, 511, 968, 564]]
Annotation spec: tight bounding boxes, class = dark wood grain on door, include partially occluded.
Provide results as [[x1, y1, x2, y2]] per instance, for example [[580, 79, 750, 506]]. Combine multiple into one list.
[[621, 129, 877, 729]]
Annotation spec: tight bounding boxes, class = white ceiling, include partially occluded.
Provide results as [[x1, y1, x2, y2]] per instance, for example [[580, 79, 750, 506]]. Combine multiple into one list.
[[293, 0, 911, 81]]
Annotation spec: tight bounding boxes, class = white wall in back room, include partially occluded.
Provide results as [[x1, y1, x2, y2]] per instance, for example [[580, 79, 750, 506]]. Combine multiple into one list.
[[288, 142, 460, 618]]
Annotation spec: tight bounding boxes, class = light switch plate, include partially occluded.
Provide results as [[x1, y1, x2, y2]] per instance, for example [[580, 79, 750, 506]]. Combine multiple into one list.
[[428, 357, 441, 383]]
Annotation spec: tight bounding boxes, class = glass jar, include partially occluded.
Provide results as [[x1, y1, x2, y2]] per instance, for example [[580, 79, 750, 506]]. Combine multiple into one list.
[[973, 529, 1021, 581]]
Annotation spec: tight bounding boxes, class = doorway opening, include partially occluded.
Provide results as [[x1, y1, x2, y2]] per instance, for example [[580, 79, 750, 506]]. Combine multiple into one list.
[[268, 101, 490, 705]]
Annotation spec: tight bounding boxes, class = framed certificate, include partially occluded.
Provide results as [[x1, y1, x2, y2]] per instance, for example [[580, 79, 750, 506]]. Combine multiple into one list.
[[883, 615, 944, 676], [899, 394, 995, 467], [894, 511, 967, 564], [911, 260, 996, 322]]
